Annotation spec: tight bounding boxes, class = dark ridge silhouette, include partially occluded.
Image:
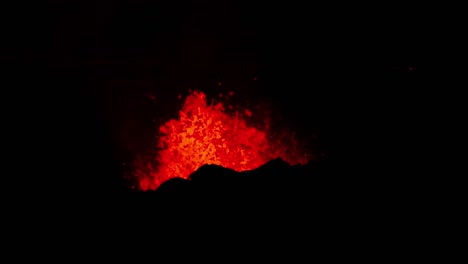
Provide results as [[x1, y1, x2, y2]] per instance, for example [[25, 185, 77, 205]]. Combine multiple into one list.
[[111, 154, 428, 249], [153, 157, 313, 199], [128, 157, 375, 216]]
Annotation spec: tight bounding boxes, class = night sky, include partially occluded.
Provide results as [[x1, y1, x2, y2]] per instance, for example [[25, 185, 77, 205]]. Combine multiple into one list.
[[3, 1, 421, 199], [0, 2, 441, 256]]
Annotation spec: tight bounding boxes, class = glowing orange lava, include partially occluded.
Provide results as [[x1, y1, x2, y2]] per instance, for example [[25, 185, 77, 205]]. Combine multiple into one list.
[[133, 90, 311, 191]]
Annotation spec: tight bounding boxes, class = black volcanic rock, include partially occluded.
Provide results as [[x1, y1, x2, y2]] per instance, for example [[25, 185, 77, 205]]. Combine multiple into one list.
[[189, 163, 239, 184], [141, 155, 410, 219], [149, 158, 320, 208]]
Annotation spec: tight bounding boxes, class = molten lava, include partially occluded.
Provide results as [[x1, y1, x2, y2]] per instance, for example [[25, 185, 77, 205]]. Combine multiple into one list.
[[133, 90, 311, 191]]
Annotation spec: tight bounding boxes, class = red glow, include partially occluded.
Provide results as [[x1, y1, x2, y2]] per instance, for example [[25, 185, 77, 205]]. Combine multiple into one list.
[[132, 90, 311, 191]]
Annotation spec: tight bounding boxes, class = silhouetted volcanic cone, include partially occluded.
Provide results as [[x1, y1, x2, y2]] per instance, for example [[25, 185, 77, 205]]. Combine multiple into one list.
[[131, 156, 346, 213], [130, 152, 415, 219], [155, 157, 311, 199]]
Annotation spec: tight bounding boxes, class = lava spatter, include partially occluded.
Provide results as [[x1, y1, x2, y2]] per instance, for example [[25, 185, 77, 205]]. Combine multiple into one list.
[[133, 90, 311, 191]]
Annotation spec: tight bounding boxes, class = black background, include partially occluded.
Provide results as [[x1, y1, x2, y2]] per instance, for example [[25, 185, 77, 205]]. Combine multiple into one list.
[[2, 1, 444, 257], [2, 0, 422, 200]]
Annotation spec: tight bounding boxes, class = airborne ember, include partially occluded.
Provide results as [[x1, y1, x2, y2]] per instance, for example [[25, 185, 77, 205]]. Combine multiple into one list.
[[132, 90, 312, 191]]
